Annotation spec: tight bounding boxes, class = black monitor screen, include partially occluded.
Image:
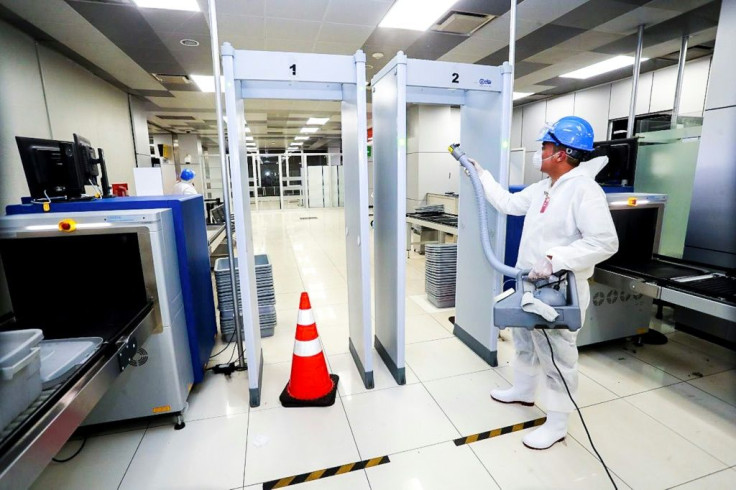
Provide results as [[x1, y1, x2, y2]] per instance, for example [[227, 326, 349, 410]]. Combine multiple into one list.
[[591, 138, 638, 186], [15, 137, 84, 199], [0, 233, 149, 340]]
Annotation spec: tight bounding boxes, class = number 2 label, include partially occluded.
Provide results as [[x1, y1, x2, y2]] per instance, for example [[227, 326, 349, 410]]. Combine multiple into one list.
[[451, 72, 459, 83]]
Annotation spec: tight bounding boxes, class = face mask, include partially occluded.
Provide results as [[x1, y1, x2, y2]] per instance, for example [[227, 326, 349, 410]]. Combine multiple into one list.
[[532, 150, 558, 170]]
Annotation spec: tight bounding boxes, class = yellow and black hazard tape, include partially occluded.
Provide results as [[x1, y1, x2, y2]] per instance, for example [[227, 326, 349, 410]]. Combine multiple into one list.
[[263, 455, 390, 489], [454, 417, 547, 446]]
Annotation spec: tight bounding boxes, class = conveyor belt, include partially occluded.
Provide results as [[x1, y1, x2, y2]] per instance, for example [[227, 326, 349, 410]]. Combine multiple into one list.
[[406, 212, 458, 228], [596, 256, 736, 321]]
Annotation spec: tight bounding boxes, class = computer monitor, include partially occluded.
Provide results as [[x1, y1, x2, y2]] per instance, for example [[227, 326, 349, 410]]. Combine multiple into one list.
[[15, 134, 112, 201], [591, 137, 638, 187], [15, 137, 85, 200], [73, 133, 112, 198]]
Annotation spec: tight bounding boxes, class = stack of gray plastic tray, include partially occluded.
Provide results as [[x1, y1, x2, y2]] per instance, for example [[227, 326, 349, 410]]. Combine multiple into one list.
[[214, 255, 277, 339], [425, 243, 457, 308]]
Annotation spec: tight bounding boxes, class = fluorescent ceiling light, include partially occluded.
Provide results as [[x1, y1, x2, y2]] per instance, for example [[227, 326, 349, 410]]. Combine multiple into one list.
[[190, 75, 223, 92], [132, 0, 200, 12], [291, 142, 303, 146], [246, 136, 254, 141], [306, 117, 329, 125], [379, 0, 459, 31], [244, 127, 251, 132], [295, 136, 309, 141], [300, 127, 319, 133], [560, 55, 649, 80], [513, 92, 534, 101]]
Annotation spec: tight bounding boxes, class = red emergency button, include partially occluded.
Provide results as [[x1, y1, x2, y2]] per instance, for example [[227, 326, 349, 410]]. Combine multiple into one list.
[[58, 219, 77, 232]]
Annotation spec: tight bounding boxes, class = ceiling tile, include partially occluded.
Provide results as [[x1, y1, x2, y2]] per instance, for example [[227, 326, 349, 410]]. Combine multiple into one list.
[[594, 6, 684, 35], [210, 0, 265, 16], [314, 41, 359, 55], [265, 0, 329, 22], [324, 0, 393, 27], [264, 38, 314, 53], [317, 22, 373, 44], [514, 0, 589, 24], [549, 0, 642, 30], [264, 17, 321, 42], [552, 30, 626, 52]]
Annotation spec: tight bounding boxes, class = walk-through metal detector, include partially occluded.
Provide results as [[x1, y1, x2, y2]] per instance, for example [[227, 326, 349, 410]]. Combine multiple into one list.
[[221, 44, 374, 404], [372, 53, 512, 381]]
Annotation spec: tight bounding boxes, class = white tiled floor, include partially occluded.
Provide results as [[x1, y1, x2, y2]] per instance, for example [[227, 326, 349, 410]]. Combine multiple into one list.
[[35, 208, 736, 490]]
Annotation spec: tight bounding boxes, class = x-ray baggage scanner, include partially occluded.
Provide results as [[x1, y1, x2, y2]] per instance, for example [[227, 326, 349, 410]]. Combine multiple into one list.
[[221, 45, 374, 400], [372, 53, 513, 381]]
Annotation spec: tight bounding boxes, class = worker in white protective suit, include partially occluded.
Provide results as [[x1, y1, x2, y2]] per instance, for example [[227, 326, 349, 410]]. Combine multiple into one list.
[[469, 116, 618, 450], [172, 168, 198, 195]]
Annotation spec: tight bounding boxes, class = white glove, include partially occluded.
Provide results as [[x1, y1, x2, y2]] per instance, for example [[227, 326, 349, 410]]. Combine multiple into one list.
[[528, 257, 554, 281], [467, 157, 483, 173]]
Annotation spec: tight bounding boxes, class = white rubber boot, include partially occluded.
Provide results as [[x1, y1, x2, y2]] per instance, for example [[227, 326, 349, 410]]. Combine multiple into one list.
[[522, 411, 569, 449], [490, 370, 537, 406]]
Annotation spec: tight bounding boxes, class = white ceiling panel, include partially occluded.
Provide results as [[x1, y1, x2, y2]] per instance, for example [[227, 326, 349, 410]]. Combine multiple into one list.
[[323, 0, 393, 27], [264, 38, 314, 53], [148, 91, 217, 109], [515, 0, 589, 24], [472, 17, 540, 42], [219, 15, 266, 40], [515, 51, 615, 87], [265, 0, 330, 22], [594, 6, 683, 35], [438, 37, 507, 63], [264, 18, 321, 42], [552, 30, 626, 52], [2, 0, 165, 91], [314, 41, 359, 55], [644, 0, 715, 12], [209, 0, 266, 17], [317, 22, 374, 45]]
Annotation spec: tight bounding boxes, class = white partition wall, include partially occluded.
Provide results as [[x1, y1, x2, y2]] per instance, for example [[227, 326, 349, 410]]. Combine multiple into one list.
[[221, 45, 374, 398], [372, 53, 510, 380]]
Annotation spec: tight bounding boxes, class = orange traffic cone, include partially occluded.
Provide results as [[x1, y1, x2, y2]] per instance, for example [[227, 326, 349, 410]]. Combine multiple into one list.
[[280, 292, 339, 407]]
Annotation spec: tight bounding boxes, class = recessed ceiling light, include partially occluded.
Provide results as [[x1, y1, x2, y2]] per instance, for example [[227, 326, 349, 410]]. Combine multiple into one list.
[[295, 136, 309, 141], [513, 92, 534, 100], [300, 127, 319, 133], [306, 117, 329, 125], [560, 55, 649, 79], [372, 52, 384, 59], [191, 75, 223, 92], [133, 0, 199, 12], [179, 39, 199, 47], [379, 0, 459, 31]]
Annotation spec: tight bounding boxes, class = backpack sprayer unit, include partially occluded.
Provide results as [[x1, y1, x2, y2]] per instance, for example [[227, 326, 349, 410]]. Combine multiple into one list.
[[448, 144, 582, 331]]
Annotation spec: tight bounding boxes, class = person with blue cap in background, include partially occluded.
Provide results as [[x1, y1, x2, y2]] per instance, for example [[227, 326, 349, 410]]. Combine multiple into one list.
[[469, 116, 619, 449], [173, 168, 198, 195]]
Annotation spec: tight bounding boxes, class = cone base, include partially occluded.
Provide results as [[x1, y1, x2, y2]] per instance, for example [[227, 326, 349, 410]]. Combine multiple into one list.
[[279, 374, 340, 408]]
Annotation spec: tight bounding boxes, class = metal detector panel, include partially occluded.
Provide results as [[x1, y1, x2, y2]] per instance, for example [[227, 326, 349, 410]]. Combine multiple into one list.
[[222, 75, 263, 406], [454, 90, 506, 366], [372, 57, 407, 384], [223, 45, 373, 397], [342, 68, 374, 388]]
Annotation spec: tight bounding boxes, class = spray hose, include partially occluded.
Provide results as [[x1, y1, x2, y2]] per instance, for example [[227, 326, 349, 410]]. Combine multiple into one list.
[[448, 144, 519, 278]]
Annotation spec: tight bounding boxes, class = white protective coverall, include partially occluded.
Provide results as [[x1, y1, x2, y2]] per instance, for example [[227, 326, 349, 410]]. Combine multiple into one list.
[[172, 181, 198, 196], [478, 156, 618, 411]]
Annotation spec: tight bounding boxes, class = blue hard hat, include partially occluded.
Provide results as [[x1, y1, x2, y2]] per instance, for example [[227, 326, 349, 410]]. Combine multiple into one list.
[[180, 168, 195, 181], [537, 116, 595, 153]]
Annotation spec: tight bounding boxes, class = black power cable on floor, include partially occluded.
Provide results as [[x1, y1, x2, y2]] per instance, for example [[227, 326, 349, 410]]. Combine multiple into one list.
[[52, 437, 87, 463], [541, 329, 617, 490]]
